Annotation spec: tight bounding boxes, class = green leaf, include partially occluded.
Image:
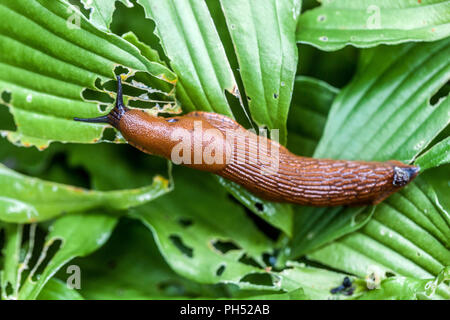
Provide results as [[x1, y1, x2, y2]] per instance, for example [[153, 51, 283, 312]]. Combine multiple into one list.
[[297, 0, 450, 51], [129, 167, 275, 288], [315, 40, 450, 162], [290, 40, 450, 258], [136, 0, 239, 115], [415, 136, 450, 171], [37, 278, 84, 300], [0, 163, 171, 223], [287, 76, 338, 157], [216, 177, 293, 237], [0, 0, 176, 147], [220, 0, 301, 145], [307, 179, 450, 299], [72, 218, 230, 299], [18, 213, 117, 300]]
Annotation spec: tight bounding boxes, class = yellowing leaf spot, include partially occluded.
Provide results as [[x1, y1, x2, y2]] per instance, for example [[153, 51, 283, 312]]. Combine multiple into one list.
[[160, 73, 177, 85], [154, 175, 169, 188]]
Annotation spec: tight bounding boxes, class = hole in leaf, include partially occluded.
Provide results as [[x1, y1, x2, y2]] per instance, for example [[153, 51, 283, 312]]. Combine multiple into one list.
[[211, 240, 240, 254], [82, 88, 114, 104], [169, 235, 193, 258], [1, 90, 11, 104], [273, 93, 279, 99], [238, 254, 260, 268], [94, 78, 104, 91], [240, 273, 273, 286], [30, 239, 63, 282], [178, 218, 193, 227], [114, 65, 130, 77], [0, 105, 17, 131], [67, 0, 91, 18], [255, 202, 264, 211], [385, 272, 396, 278], [430, 82, 450, 106], [216, 264, 226, 276], [98, 104, 108, 112], [101, 127, 117, 142]]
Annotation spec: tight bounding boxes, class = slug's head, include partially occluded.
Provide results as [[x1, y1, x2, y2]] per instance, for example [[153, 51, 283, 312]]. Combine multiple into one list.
[[371, 162, 420, 205], [74, 75, 128, 128], [392, 165, 420, 187]]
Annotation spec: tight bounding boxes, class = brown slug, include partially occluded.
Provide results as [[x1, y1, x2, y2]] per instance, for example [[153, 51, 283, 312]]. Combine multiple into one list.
[[74, 76, 419, 206]]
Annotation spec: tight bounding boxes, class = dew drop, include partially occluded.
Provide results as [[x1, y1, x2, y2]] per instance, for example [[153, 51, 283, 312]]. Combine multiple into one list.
[[319, 36, 328, 41], [26, 94, 32, 103]]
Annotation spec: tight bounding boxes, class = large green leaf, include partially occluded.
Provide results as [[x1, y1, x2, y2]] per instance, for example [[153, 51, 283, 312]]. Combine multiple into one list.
[[17, 213, 117, 300], [71, 218, 230, 299], [0, 163, 170, 223], [287, 76, 338, 157], [220, 0, 301, 145], [136, 0, 239, 115], [307, 178, 450, 299], [130, 167, 276, 288], [0, 0, 176, 148], [290, 40, 450, 258], [297, 0, 450, 51]]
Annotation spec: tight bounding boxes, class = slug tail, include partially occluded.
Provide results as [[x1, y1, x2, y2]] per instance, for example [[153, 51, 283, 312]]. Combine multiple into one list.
[[74, 75, 128, 128]]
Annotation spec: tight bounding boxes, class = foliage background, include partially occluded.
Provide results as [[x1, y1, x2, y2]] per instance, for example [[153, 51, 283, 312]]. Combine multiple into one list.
[[0, 0, 449, 300]]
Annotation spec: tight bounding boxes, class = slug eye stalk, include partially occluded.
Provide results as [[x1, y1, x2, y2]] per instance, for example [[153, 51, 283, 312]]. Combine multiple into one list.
[[74, 75, 128, 127]]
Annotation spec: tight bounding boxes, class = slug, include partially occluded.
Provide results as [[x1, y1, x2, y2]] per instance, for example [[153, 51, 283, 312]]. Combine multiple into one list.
[[74, 77, 419, 206]]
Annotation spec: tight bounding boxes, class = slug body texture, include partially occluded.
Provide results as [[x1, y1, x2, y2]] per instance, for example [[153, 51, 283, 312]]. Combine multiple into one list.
[[75, 77, 419, 207]]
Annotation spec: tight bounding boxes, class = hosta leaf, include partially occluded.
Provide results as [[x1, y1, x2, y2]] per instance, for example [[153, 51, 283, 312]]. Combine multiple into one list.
[[71, 218, 230, 299], [129, 167, 275, 287], [297, 0, 450, 51], [220, 0, 301, 145], [307, 179, 450, 299], [415, 136, 450, 171], [17, 213, 117, 300], [315, 40, 450, 161], [136, 0, 239, 115], [287, 76, 338, 157], [290, 40, 450, 258], [0, 0, 176, 147], [0, 163, 170, 223]]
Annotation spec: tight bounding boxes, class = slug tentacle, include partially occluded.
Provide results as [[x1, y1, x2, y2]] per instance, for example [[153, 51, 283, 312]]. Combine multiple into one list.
[[74, 76, 128, 128]]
